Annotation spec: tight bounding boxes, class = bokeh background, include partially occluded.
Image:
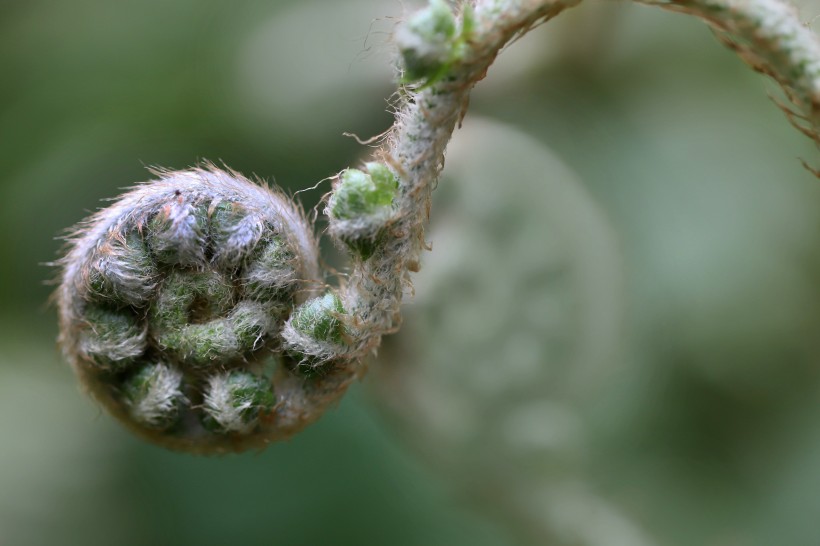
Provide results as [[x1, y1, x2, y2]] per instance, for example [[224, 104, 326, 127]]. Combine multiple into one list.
[[3, 0, 820, 544]]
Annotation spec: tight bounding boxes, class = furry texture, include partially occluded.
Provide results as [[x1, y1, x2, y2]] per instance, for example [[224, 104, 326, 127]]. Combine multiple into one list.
[[202, 371, 275, 434], [57, 165, 348, 453], [123, 363, 186, 429], [326, 0, 819, 366], [650, 0, 820, 141], [57, 0, 819, 453]]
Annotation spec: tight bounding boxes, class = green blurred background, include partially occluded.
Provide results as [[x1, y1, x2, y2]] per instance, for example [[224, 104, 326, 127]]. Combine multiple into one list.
[[3, 0, 820, 544]]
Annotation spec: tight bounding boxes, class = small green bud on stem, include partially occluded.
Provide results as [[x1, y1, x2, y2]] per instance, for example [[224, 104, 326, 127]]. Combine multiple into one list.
[[331, 163, 397, 219], [396, 0, 459, 83], [291, 291, 345, 344], [328, 162, 398, 259], [283, 291, 349, 375]]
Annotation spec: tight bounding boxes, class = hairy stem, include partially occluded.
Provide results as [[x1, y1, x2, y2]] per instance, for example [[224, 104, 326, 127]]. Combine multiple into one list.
[[336, 0, 820, 359], [341, 0, 578, 353], [57, 0, 820, 453]]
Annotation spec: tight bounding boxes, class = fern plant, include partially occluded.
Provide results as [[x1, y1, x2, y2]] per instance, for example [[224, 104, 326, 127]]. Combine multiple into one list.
[[56, 0, 819, 454]]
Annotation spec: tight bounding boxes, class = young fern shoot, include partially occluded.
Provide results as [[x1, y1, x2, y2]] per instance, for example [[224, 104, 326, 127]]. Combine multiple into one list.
[[56, 0, 820, 453]]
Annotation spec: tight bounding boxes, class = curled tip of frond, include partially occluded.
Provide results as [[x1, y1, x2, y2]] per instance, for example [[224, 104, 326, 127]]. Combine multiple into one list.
[[55, 0, 820, 453], [56, 166, 360, 453]]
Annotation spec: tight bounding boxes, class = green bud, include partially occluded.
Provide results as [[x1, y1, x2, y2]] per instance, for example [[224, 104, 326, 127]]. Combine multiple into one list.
[[202, 371, 275, 434], [330, 163, 398, 259], [87, 229, 158, 307], [242, 235, 297, 301], [209, 200, 263, 268], [397, 0, 458, 82], [79, 304, 146, 370], [147, 198, 208, 266], [122, 363, 186, 430], [331, 163, 397, 220], [290, 292, 345, 344]]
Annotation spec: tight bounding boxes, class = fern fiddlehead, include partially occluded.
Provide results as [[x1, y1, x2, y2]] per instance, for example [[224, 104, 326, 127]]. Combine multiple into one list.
[[58, 167, 330, 451], [56, 0, 819, 453]]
